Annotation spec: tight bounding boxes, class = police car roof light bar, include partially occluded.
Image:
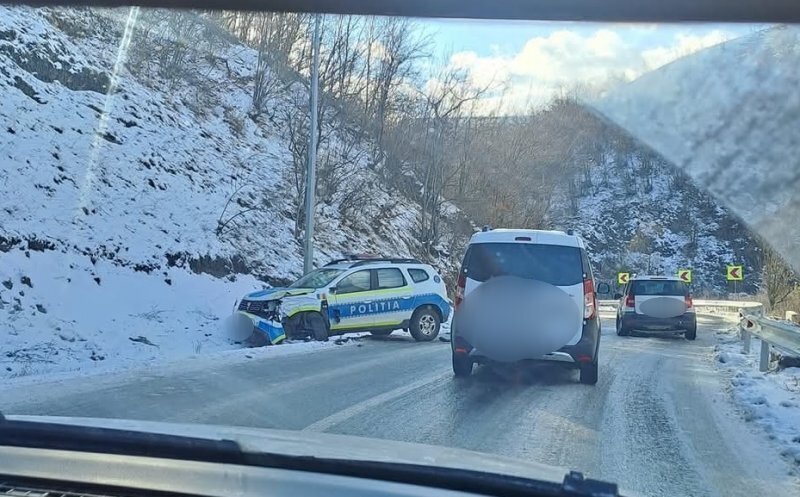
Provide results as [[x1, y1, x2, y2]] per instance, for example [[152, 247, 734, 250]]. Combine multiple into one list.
[[324, 257, 422, 267], [351, 258, 422, 267]]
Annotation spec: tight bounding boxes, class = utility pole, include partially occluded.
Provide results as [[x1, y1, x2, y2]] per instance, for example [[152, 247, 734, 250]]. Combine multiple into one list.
[[303, 14, 321, 274]]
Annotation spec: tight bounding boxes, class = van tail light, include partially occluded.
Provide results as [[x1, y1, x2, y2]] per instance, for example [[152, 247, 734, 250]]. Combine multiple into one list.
[[454, 273, 466, 309], [625, 294, 635, 310], [685, 294, 693, 309], [583, 279, 596, 320]]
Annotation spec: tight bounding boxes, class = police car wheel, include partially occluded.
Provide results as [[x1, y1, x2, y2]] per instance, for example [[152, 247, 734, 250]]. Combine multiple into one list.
[[305, 312, 329, 341], [410, 307, 440, 342]]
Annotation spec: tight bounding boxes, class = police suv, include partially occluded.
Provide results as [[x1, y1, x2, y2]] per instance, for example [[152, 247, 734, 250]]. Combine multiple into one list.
[[235, 257, 451, 344]]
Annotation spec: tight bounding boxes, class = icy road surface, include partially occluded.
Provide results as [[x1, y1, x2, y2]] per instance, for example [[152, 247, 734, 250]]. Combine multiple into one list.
[[3, 315, 798, 497]]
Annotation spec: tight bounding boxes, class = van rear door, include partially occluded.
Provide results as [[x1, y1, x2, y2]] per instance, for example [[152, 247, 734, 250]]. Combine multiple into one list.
[[460, 242, 585, 344]]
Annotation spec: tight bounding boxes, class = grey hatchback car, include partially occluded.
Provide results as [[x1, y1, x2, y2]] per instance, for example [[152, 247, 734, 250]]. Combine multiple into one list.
[[615, 276, 697, 340]]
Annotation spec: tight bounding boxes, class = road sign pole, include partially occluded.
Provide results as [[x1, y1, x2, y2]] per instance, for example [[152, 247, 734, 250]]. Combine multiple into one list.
[[303, 14, 321, 275]]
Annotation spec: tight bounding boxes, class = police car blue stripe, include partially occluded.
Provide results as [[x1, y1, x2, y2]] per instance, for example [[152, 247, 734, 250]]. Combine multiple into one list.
[[329, 293, 451, 320]]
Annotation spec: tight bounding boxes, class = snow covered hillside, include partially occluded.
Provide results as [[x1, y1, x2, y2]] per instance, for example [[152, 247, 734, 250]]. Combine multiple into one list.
[[555, 137, 758, 294], [593, 25, 800, 275], [0, 7, 458, 379]]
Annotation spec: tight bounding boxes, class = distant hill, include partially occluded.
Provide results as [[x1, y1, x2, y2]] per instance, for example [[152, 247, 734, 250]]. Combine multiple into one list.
[[592, 25, 800, 282]]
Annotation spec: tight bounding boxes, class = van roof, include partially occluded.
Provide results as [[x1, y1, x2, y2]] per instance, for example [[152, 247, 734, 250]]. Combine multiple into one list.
[[468, 228, 584, 248]]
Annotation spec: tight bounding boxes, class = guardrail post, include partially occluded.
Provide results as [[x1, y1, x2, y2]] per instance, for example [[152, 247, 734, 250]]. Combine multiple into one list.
[[742, 328, 751, 354], [759, 340, 770, 372]]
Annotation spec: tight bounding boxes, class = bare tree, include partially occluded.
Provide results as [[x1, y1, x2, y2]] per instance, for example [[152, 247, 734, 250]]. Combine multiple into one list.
[[762, 244, 797, 309], [251, 12, 307, 115], [281, 90, 311, 239]]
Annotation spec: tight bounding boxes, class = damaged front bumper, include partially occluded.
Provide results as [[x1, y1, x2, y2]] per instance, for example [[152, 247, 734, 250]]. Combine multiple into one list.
[[234, 311, 286, 345]]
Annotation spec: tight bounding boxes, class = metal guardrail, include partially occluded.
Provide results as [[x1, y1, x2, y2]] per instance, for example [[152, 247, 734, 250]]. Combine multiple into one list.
[[597, 299, 761, 315], [598, 298, 800, 372]]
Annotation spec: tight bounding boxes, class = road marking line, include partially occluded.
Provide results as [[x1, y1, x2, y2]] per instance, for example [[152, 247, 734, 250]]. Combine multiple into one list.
[[302, 369, 450, 432]]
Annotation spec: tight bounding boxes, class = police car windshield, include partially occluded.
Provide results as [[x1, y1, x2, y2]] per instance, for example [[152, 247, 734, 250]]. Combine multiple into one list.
[[465, 243, 584, 286], [289, 268, 345, 289], [631, 280, 688, 296]]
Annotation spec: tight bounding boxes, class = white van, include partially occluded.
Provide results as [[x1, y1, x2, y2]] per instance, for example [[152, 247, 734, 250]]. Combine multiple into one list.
[[451, 228, 605, 384]]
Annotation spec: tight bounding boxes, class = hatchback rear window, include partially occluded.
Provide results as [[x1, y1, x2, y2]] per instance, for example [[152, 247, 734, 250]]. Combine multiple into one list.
[[630, 280, 688, 296], [463, 243, 584, 286]]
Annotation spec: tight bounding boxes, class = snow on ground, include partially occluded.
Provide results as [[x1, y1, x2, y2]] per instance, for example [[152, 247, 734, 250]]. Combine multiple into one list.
[[0, 244, 375, 382], [714, 325, 800, 466], [1, 247, 257, 379]]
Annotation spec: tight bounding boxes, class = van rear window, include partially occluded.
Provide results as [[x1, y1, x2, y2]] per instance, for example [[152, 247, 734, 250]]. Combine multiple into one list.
[[463, 243, 584, 286], [630, 280, 688, 296]]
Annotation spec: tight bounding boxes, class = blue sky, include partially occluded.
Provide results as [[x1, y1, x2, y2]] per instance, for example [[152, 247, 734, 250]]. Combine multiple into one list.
[[414, 20, 768, 112], [422, 19, 762, 58]]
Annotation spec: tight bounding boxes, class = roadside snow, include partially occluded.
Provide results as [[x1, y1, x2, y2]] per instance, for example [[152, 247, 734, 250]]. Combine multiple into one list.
[[0, 247, 378, 381], [714, 326, 800, 466]]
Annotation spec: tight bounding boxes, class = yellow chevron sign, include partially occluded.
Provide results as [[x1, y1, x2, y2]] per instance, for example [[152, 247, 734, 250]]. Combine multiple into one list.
[[727, 265, 743, 281]]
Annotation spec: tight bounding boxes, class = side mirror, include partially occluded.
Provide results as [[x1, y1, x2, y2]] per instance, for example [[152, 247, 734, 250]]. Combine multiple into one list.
[[613, 293, 623, 300], [328, 286, 337, 294], [596, 282, 611, 294]]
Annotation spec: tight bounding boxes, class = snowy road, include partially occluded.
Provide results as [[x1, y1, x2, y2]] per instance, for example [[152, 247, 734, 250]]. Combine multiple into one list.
[[3, 315, 798, 497]]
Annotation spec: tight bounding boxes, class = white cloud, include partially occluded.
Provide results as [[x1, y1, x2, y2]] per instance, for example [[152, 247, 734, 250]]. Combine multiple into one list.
[[641, 30, 730, 69], [433, 27, 737, 114]]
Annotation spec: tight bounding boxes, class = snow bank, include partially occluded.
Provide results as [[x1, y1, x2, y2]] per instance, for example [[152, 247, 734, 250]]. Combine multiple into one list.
[[0, 245, 375, 381], [714, 326, 800, 466]]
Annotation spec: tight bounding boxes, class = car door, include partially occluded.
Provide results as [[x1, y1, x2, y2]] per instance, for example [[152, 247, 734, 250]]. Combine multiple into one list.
[[327, 269, 373, 332], [374, 267, 415, 325]]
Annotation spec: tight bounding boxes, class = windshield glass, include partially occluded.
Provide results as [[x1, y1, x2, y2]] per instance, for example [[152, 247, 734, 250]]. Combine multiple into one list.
[[2, 5, 799, 497], [631, 280, 688, 296], [289, 268, 344, 288], [464, 243, 583, 286]]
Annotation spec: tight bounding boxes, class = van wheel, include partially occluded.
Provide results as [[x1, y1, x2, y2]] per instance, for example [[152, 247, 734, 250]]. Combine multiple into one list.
[[579, 361, 598, 385], [410, 306, 440, 341], [452, 353, 473, 377], [685, 326, 697, 341]]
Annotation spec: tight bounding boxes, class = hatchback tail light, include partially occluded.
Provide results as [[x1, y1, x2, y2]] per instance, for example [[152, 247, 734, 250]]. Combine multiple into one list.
[[583, 279, 596, 320], [454, 273, 466, 309], [624, 294, 635, 309], [685, 294, 693, 309]]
